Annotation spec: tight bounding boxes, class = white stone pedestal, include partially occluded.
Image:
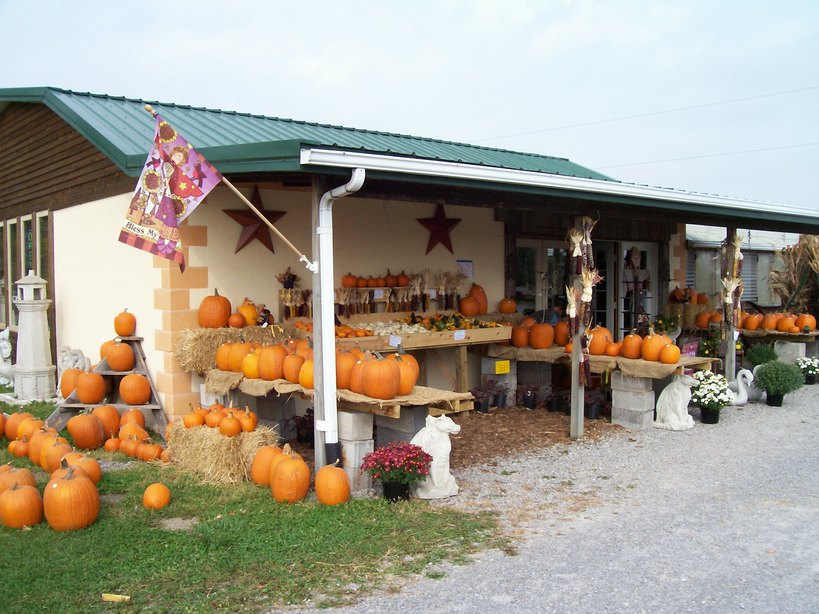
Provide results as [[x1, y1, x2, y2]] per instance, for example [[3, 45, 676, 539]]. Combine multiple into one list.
[[611, 371, 656, 430]]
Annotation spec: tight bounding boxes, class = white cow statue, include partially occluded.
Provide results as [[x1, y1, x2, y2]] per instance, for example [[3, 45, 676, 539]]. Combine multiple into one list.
[[410, 415, 461, 499], [654, 374, 698, 431]]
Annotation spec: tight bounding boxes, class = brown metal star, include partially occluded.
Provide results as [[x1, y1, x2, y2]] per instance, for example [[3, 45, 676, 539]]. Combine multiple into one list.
[[417, 204, 461, 254], [223, 186, 286, 254]]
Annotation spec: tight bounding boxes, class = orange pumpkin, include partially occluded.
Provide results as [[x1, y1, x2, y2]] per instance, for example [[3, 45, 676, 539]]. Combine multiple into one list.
[[696, 293, 709, 305], [341, 272, 358, 288], [298, 359, 315, 389], [361, 354, 400, 400], [238, 298, 258, 326], [251, 445, 283, 485], [641, 331, 667, 362], [105, 341, 135, 371], [228, 312, 246, 328], [283, 353, 306, 384], [92, 405, 121, 439], [659, 343, 681, 364], [553, 321, 570, 347], [114, 308, 137, 337], [198, 289, 232, 328], [119, 374, 151, 405], [620, 330, 643, 359], [241, 352, 261, 379], [529, 323, 555, 349], [270, 450, 311, 504], [709, 312, 724, 324], [75, 372, 106, 404], [468, 284, 489, 314], [795, 314, 817, 331], [335, 350, 358, 390], [458, 296, 479, 317], [259, 344, 289, 381], [743, 313, 762, 331], [695, 311, 713, 329], [219, 413, 242, 437], [760, 313, 779, 331], [511, 325, 530, 348], [776, 316, 796, 332], [498, 298, 517, 314], [314, 460, 351, 506], [392, 354, 419, 396], [587, 326, 612, 356], [604, 342, 622, 357], [59, 369, 83, 400], [228, 342, 252, 372]]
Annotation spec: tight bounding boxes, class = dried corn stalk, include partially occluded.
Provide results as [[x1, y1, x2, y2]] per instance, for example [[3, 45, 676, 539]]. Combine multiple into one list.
[[769, 235, 819, 311]]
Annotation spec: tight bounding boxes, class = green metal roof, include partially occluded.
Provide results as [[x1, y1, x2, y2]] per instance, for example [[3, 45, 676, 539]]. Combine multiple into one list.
[[0, 86, 613, 180]]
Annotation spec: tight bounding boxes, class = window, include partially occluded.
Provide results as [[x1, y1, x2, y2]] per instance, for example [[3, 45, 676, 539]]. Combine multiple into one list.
[[0, 212, 50, 329]]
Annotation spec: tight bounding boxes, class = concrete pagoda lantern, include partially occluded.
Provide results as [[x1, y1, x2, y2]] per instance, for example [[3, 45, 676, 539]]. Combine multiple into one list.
[[12, 270, 56, 401]]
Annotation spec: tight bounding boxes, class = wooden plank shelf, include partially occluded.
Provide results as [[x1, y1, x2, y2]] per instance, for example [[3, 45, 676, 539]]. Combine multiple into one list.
[[46, 337, 167, 436]]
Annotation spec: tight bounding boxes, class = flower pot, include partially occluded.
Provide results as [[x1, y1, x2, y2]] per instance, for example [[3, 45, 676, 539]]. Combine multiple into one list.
[[521, 394, 536, 410], [700, 406, 721, 424], [805, 374, 816, 385], [474, 399, 490, 414], [548, 397, 562, 412], [492, 392, 508, 408], [765, 393, 784, 407], [382, 481, 410, 503], [584, 403, 602, 420]]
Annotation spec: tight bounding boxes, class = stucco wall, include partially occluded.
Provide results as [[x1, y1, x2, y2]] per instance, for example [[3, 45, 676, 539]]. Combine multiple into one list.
[[53, 193, 162, 375]]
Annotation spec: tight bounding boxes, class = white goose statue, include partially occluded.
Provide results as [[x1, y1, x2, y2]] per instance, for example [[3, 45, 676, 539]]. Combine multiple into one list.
[[728, 368, 761, 405]]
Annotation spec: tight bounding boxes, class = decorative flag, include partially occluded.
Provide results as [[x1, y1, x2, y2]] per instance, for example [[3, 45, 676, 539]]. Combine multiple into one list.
[[119, 114, 222, 271]]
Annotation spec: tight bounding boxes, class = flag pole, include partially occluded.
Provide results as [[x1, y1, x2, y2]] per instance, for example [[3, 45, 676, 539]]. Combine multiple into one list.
[[143, 104, 316, 272]]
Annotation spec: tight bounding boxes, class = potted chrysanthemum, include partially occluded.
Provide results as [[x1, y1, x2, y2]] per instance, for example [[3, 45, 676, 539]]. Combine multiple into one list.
[[690, 370, 734, 424], [360, 441, 432, 502], [754, 360, 804, 406], [796, 356, 818, 385]]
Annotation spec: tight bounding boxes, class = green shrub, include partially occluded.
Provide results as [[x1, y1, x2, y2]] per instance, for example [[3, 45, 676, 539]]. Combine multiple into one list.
[[753, 360, 804, 396], [746, 343, 778, 367]]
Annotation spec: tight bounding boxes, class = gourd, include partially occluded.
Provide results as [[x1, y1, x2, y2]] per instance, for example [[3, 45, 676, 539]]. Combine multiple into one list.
[[67, 411, 105, 450], [143, 483, 172, 509], [270, 449, 311, 504], [314, 460, 351, 506], [251, 445, 283, 485], [114, 309, 136, 336], [198, 289, 232, 328], [0, 484, 43, 529], [119, 374, 151, 405]]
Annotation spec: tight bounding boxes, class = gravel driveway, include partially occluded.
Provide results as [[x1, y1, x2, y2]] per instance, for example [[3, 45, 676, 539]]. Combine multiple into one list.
[[298, 384, 819, 613]]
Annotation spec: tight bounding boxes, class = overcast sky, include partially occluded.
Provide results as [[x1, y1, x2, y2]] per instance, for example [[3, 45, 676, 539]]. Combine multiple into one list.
[[1, 0, 817, 211]]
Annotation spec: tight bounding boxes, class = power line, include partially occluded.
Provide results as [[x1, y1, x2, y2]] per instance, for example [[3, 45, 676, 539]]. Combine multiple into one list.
[[594, 141, 819, 169], [475, 85, 819, 143]]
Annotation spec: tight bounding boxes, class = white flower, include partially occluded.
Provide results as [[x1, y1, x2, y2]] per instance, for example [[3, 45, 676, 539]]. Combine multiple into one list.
[[690, 370, 734, 410], [796, 356, 819, 376]]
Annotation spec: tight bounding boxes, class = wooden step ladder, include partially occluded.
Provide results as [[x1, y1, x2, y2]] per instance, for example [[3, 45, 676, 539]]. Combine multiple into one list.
[[47, 336, 167, 436]]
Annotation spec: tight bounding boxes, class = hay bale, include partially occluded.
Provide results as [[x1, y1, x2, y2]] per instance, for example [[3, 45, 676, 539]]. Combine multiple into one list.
[[683, 303, 707, 329], [166, 422, 279, 484], [175, 327, 286, 374]]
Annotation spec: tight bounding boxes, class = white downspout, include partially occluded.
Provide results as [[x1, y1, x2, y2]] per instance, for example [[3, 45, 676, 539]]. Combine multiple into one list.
[[312, 168, 366, 469]]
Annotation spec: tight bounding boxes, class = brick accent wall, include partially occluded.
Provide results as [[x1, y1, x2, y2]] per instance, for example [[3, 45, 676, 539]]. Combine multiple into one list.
[[152, 220, 208, 418]]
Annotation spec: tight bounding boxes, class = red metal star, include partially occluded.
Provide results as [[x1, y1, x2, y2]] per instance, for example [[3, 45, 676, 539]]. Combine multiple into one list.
[[223, 186, 286, 254], [417, 204, 461, 255]]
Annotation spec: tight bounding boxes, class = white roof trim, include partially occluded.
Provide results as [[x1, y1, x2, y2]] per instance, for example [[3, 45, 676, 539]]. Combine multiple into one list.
[[300, 148, 818, 220]]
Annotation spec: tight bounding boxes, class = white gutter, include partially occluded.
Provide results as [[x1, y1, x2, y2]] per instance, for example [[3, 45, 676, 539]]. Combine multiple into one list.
[[312, 168, 366, 470], [300, 148, 819, 221]]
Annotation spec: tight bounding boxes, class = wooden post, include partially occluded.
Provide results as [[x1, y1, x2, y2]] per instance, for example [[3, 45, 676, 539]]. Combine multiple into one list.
[[455, 346, 468, 393], [311, 176, 327, 470], [724, 227, 738, 382]]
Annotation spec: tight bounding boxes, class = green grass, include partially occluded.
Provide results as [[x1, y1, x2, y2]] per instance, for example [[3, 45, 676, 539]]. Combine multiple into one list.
[[1, 402, 509, 612]]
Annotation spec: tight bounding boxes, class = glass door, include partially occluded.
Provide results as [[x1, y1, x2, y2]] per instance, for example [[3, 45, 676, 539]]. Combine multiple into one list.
[[513, 239, 569, 319], [618, 241, 658, 333]]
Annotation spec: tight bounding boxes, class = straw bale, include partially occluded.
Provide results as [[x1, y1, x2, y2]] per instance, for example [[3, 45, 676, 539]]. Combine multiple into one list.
[[166, 422, 279, 484], [682, 303, 707, 329], [174, 326, 287, 374]]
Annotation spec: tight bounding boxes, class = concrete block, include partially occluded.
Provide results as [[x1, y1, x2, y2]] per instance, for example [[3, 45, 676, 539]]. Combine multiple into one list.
[[340, 437, 375, 491], [375, 425, 414, 447], [611, 389, 656, 411], [611, 371, 653, 392], [516, 361, 551, 389], [612, 406, 654, 430], [337, 410, 373, 441], [375, 405, 427, 435], [774, 341, 805, 364]]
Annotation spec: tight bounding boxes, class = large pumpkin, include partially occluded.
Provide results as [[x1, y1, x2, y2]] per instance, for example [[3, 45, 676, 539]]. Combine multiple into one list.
[[270, 451, 311, 504], [298, 359, 315, 389], [498, 297, 517, 314], [241, 352, 261, 379], [695, 311, 713, 329], [511, 325, 530, 348], [620, 330, 643, 360], [114, 309, 137, 337], [198, 289, 232, 328], [259, 345, 289, 381], [391, 354, 419, 396], [743, 313, 763, 331], [76, 372, 106, 404], [119, 374, 151, 405], [251, 445, 283, 485], [0, 467, 37, 495], [458, 296, 479, 317], [553, 321, 570, 347], [228, 342, 253, 372], [59, 369, 83, 400], [776, 315, 796, 332], [143, 483, 172, 509], [315, 460, 351, 506], [341, 272, 358, 288], [67, 412, 105, 450], [5, 412, 33, 441], [587, 326, 612, 356], [92, 405, 121, 439], [283, 353, 306, 384], [469, 284, 489, 314], [361, 354, 400, 400], [760, 313, 779, 331], [44, 467, 100, 531], [659, 343, 681, 364], [641, 331, 668, 362], [105, 341, 135, 372], [795, 313, 817, 331], [529, 323, 555, 349], [335, 350, 358, 390], [0, 483, 43, 529]]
